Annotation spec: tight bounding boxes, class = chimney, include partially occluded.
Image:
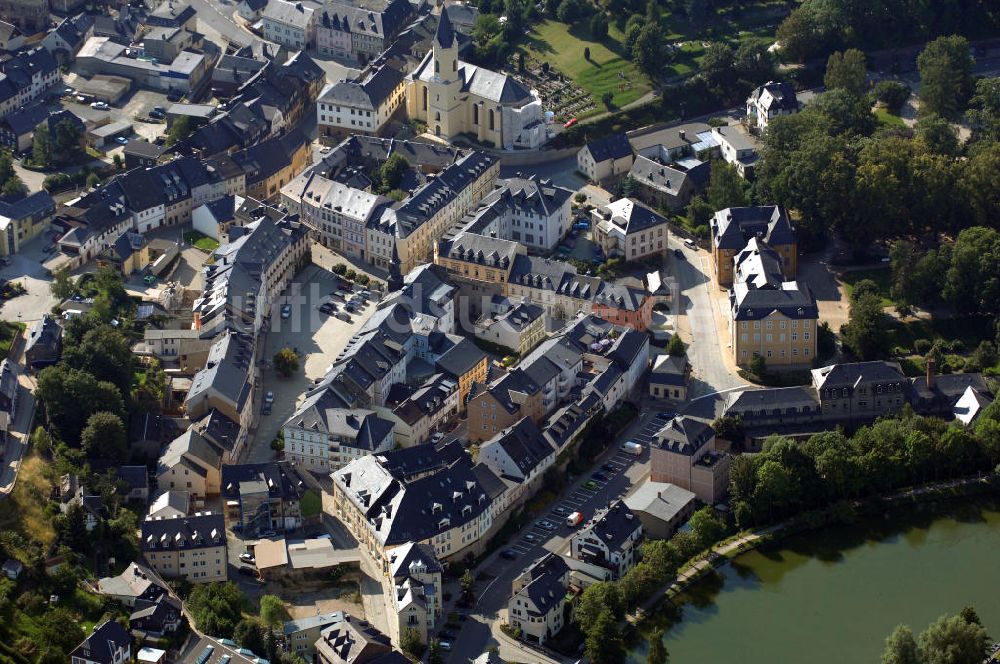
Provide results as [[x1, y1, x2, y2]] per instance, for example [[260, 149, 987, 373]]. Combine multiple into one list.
[[926, 356, 936, 389], [678, 129, 686, 141]]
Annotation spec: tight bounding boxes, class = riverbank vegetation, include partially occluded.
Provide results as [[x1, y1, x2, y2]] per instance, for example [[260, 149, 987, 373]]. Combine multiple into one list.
[[881, 607, 993, 664], [563, 405, 1000, 664]]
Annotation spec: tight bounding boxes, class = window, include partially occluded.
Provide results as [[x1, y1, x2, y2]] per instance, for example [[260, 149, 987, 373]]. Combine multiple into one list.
[[489, 108, 495, 130]]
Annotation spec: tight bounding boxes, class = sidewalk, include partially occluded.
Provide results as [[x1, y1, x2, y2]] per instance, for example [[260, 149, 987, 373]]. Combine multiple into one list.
[[0, 333, 36, 497]]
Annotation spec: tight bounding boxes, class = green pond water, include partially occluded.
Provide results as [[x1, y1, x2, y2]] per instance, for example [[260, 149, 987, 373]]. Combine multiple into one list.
[[631, 498, 1000, 663]]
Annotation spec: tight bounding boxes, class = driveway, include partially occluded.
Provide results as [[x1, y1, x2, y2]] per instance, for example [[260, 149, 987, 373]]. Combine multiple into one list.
[[245, 263, 376, 461]]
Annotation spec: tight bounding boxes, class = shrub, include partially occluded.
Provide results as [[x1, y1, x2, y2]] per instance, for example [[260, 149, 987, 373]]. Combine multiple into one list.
[[331, 263, 347, 275], [345, 269, 357, 281], [914, 338, 932, 354], [355, 274, 370, 286], [874, 80, 912, 113]]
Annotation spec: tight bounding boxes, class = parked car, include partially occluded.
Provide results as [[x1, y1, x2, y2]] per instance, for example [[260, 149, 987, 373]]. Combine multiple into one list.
[[539, 520, 555, 531], [239, 553, 255, 564], [583, 480, 599, 491], [439, 642, 451, 652], [500, 549, 518, 560], [524, 533, 537, 542], [674, 248, 685, 259], [264, 391, 274, 404], [602, 463, 617, 472], [344, 303, 357, 313], [591, 472, 609, 482], [655, 411, 675, 420], [439, 631, 456, 640], [563, 117, 578, 128], [336, 312, 351, 322], [143, 275, 156, 285], [430, 432, 444, 443], [554, 506, 568, 515], [114, 136, 129, 145], [683, 239, 697, 250], [262, 402, 271, 415], [237, 566, 255, 576], [260, 530, 276, 538], [90, 101, 110, 110], [280, 304, 292, 319]]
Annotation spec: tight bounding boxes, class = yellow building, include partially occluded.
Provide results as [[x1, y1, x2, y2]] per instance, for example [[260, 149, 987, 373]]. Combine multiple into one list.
[[434, 338, 489, 409], [711, 205, 796, 288], [140, 512, 227, 583], [404, 8, 546, 150], [0, 191, 55, 257], [97, 230, 150, 275], [729, 238, 817, 367]]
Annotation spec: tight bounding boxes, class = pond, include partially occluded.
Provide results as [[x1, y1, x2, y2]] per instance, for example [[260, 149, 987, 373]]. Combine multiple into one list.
[[632, 498, 1000, 663]]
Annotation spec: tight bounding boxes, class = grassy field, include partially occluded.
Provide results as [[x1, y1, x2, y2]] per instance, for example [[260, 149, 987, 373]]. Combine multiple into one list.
[[520, 20, 652, 110], [839, 268, 895, 307], [875, 107, 907, 128], [184, 230, 220, 252], [0, 450, 57, 549], [300, 490, 322, 518], [0, 321, 24, 358]]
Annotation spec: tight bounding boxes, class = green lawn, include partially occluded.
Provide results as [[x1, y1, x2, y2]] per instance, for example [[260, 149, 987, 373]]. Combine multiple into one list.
[[839, 268, 895, 307], [875, 107, 907, 128], [0, 321, 24, 358], [300, 490, 322, 518], [520, 20, 652, 110], [184, 231, 220, 252]]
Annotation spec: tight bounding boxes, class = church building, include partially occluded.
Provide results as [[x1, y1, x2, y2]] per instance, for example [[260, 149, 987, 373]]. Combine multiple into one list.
[[405, 8, 546, 150]]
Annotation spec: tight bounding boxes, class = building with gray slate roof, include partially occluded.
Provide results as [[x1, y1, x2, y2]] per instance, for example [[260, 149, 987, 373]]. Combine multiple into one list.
[[140, 512, 227, 583], [221, 461, 306, 536], [747, 80, 799, 130], [577, 132, 633, 183], [508, 553, 571, 645], [331, 442, 502, 563], [24, 313, 61, 369], [651, 416, 730, 503], [317, 63, 406, 140], [569, 499, 642, 580], [711, 205, 796, 286], [283, 393, 395, 473]]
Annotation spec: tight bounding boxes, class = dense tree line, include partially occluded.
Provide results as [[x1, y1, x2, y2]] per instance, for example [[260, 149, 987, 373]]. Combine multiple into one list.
[[775, 0, 998, 63], [882, 608, 992, 664], [729, 407, 1000, 529], [756, 42, 1000, 252]]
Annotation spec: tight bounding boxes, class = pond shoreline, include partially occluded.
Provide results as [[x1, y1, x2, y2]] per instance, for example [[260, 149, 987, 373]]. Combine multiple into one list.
[[634, 473, 1000, 633]]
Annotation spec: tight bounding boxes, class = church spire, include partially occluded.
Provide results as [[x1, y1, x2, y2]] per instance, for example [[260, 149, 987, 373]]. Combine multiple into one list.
[[435, 7, 455, 49]]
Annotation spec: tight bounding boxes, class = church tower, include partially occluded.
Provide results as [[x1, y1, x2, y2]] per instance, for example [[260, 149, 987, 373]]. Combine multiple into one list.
[[428, 7, 461, 137]]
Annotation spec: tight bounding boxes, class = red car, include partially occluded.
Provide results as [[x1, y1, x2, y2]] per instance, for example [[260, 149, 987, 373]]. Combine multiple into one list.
[[563, 117, 578, 128]]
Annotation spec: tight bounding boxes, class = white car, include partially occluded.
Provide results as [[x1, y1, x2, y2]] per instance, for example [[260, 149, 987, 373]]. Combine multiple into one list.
[[239, 553, 255, 564], [264, 391, 274, 404], [431, 432, 444, 443], [90, 101, 110, 110]]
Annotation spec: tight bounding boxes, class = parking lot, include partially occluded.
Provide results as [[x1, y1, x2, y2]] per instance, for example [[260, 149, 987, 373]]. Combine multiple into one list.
[[0, 234, 61, 324], [246, 262, 378, 461], [58, 84, 174, 145], [479, 409, 675, 560]]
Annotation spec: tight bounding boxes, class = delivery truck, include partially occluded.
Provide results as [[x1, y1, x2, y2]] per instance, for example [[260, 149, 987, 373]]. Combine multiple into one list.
[[622, 440, 642, 456], [566, 511, 584, 527]]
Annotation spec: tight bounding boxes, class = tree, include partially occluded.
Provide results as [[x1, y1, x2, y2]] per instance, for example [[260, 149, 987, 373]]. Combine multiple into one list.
[[875, 80, 912, 113], [700, 42, 735, 92], [400, 627, 425, 658], [752, 459, 796, 520], [428, 640, 444, 664], [842, 291, 888, 360], [824, 49, 867, 96], [188, 582, 250, 639], [916, 113, 959, 155], [590, 12, 608, 40], [165, 115, 194, 147], [273, 347, 300, 377], [666, 333, 686, 357], [648, 630, 669, 664], [917, 613, 990, 664], [85, 172, 100, 189], [32, 122, 50, 167], [584, 609, 624, 664], [601, 91, 614, 109], [706, 160, 747, 210], [623, 16, 643, 55], [631, 24, 663, 76], [687, 506, 726, 549], [684, 0, 708, 27], [575, 582, 623, 627], [733, 39, 774, 84], [80, 411, 126, 460], [584, 47, 590, 61], [63, 325, 135, 395], [259, 595, 290, 629], [685, 195, 713, 232], [2, 175, 26, 198], [235, 618, 267, 656], [748, 352, 767, 378], [375, 153, 408, 194], [944, 226, 1000, 316], [36, 366, 125, 446], [917, 35, 973, 119], [556, 0, 586, 23], [882, 624, 919, 664], [50, 266, 76, 300], [52, 118, 83, 165], [460, 568, 475, 601], [967, 76, 1000, 143]]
